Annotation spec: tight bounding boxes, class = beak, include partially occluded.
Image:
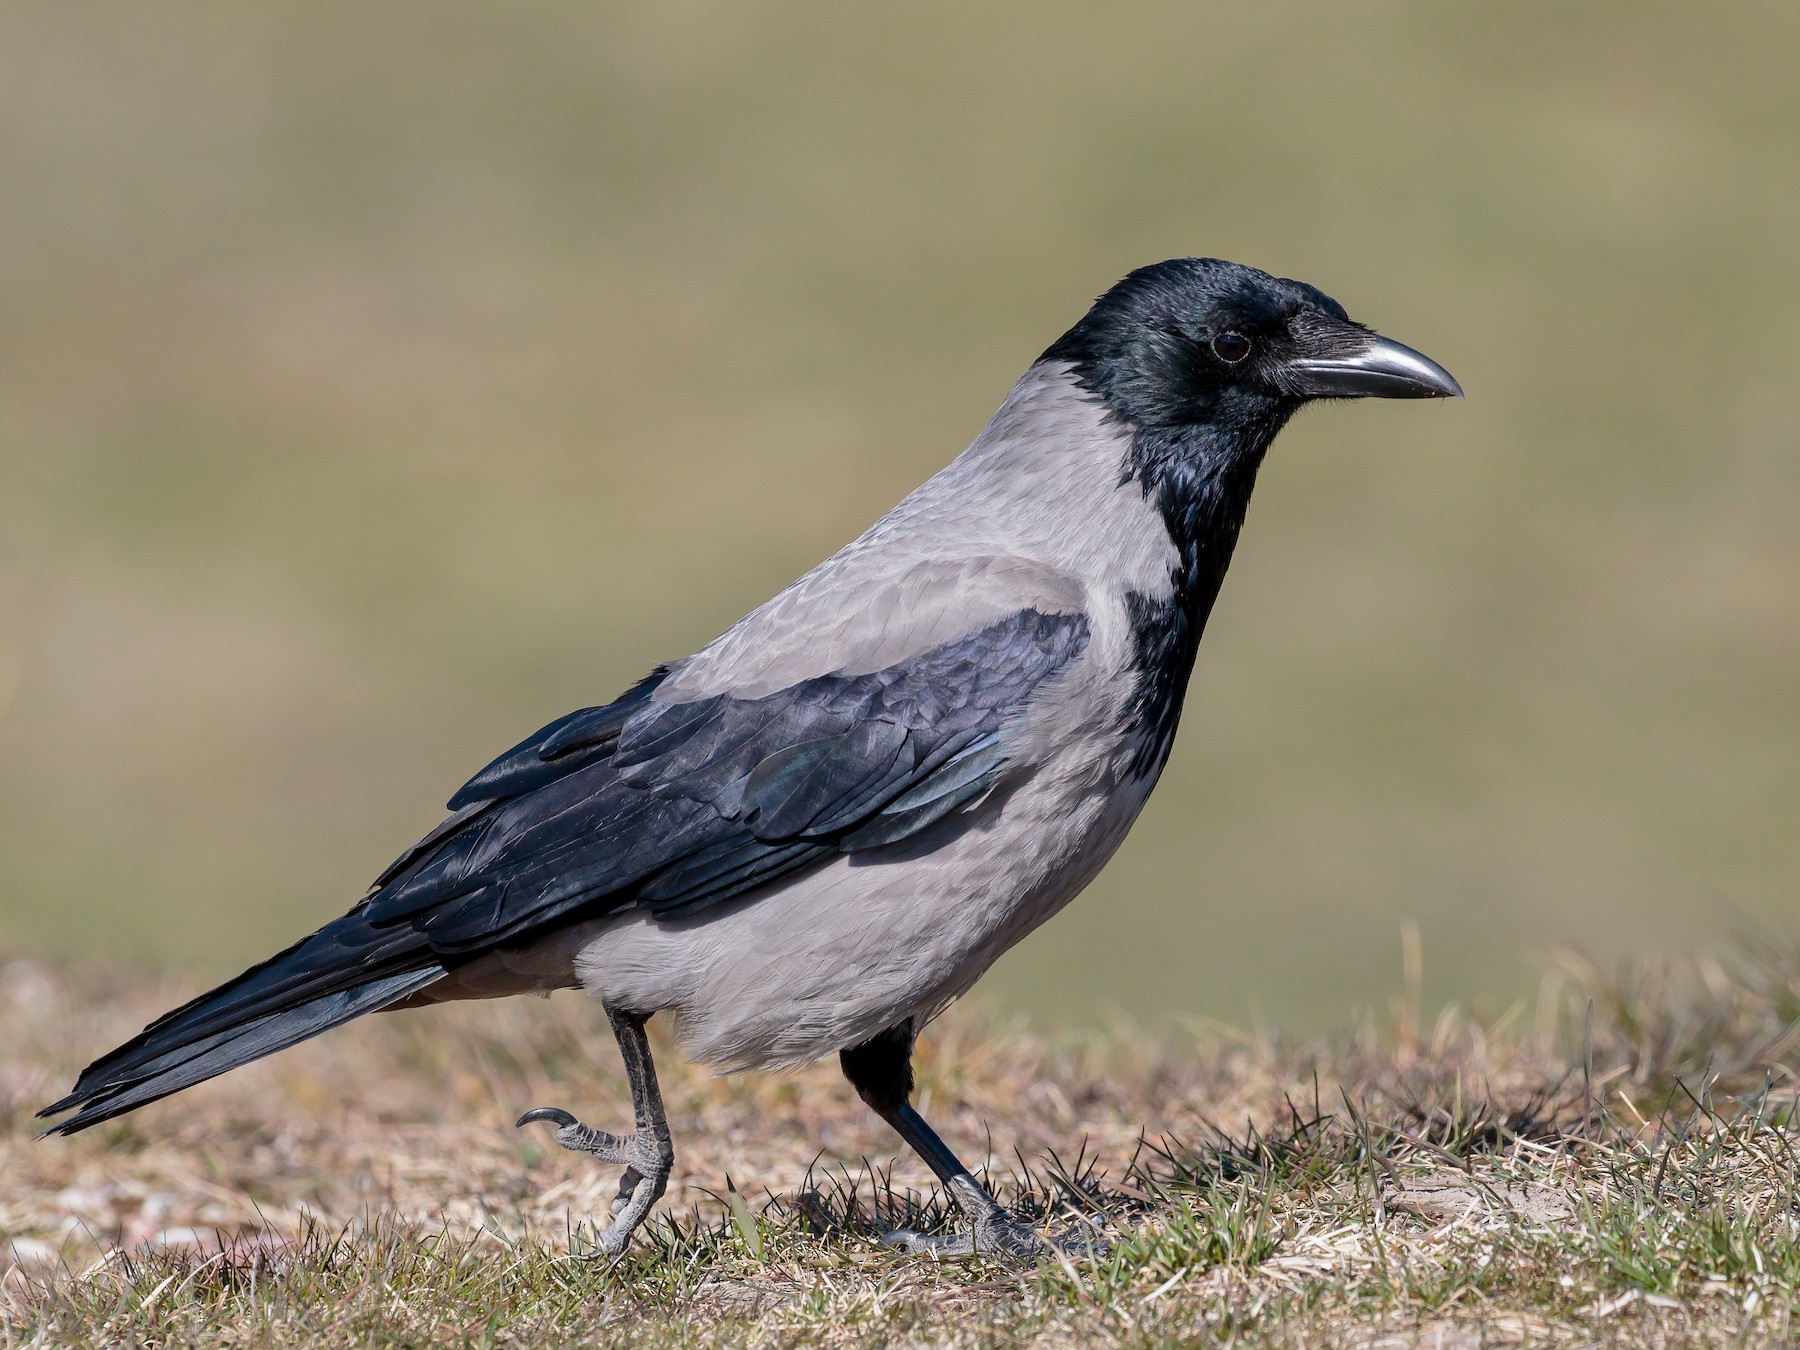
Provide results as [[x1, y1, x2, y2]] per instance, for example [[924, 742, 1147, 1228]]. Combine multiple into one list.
[[1287, 333, 1463, 400]]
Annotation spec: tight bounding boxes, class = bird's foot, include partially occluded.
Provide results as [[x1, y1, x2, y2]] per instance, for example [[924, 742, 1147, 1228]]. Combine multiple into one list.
[[881, 1174, 1107, 1263], [517, 1105, 671, 1258]]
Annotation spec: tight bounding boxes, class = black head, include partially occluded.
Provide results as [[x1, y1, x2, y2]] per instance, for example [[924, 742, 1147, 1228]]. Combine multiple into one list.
[[1044, 258, 1460, 439], [1040, 261, 1461, 770], [1040, 258, 1460, 570]]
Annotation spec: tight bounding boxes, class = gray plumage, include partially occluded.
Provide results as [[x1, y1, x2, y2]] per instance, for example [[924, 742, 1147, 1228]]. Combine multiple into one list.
[[42, 258, 1460, 1259]]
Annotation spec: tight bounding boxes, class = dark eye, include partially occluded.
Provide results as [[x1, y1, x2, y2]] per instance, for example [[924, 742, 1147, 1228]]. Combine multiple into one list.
[[1211, 331, 1251, 364]]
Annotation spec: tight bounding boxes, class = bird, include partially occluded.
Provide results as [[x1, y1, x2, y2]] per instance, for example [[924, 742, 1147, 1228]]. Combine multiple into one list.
[[40, 258, 1460, 1259]]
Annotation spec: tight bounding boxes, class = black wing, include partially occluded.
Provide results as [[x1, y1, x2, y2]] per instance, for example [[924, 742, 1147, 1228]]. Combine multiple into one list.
[[368, 605, 1089, 938], [41, 607, 1088, 1133]]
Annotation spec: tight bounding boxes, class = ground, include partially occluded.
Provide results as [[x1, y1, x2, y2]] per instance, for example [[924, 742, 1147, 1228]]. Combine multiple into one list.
[[2, 942, 1797, 1347]]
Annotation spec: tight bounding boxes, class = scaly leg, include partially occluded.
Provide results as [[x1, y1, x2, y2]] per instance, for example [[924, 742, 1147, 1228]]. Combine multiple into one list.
[[518, 1004, 673, 1258], [840, 1020, 1060, 1261]]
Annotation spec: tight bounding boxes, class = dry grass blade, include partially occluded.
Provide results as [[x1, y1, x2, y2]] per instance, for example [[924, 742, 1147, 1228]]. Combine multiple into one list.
[[2, 939, 1797, 1347]]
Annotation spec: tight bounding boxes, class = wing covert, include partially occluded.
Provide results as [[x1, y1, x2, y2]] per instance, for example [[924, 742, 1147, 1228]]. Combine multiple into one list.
[[367, 605, 1090, 948]]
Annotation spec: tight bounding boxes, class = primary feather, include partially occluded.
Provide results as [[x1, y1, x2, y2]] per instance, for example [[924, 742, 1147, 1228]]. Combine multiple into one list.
[[41, 605, 1088, 1133]]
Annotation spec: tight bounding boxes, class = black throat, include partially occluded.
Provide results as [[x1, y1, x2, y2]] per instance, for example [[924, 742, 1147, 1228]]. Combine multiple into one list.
[[1117, 407, 1293, 777], [1038, 259, 1310, 778]]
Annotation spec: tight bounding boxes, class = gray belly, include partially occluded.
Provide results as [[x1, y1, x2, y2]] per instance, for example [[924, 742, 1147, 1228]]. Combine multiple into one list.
[[569, 760, 1158, 1072]]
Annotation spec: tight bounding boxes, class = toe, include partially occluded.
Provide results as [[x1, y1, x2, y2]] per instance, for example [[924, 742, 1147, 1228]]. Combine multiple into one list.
[[880, 1228, 971, 1256], [1052, 1225, 1112, 1258], [973, 1218, 1048, 1262]]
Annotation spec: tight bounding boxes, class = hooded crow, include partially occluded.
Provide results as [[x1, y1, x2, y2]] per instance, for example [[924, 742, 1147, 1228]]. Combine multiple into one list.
[[41, 258, 1460, 1258]]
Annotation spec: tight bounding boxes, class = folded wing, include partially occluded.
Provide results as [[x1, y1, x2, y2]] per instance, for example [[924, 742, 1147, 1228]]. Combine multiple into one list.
[[41, 603, 1089, 1133]]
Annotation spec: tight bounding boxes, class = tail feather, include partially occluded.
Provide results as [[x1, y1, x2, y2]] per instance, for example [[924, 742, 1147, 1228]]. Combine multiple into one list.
[[39, 911, 448, 1136], [115, 909, 436, 1053], [40, 967, 444, 1134]]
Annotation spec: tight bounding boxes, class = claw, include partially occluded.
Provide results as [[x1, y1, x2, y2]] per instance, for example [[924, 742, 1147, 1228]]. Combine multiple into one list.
[[515, 1105, 638, 1165], [516, 1106, 580, 1130]]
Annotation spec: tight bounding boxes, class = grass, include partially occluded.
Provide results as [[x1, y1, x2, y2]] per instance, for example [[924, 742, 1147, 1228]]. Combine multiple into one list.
[[2, 939, 1797, 1346], [4, 2, 1800, 1028]]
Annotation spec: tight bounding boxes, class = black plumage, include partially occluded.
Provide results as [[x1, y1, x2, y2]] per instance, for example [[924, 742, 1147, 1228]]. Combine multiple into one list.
[[41, 606, 1089, 1134]]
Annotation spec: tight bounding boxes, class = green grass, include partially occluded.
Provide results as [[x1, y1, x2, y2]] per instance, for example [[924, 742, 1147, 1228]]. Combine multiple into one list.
[[4, 938, 1797, 1345]]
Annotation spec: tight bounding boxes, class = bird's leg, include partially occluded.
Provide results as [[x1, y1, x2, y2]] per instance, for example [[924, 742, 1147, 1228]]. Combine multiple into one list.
[[517, 1004, 673, 1259], [839, 1021, 1049, 1261]]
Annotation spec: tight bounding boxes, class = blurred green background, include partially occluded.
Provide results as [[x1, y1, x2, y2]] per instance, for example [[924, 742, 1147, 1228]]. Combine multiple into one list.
[[1, 2, 1795, 1031]]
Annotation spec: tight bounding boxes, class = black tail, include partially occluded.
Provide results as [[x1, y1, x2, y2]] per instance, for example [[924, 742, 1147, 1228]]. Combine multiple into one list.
[[38, 912, 447, 1135]]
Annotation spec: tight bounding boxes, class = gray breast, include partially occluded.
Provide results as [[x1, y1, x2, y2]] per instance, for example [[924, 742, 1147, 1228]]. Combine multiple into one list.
[[558, 362, 1189, 1069]]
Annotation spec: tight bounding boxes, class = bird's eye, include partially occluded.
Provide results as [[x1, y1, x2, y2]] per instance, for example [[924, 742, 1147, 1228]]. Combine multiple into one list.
[[1211, 332, 1251, 364]]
